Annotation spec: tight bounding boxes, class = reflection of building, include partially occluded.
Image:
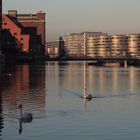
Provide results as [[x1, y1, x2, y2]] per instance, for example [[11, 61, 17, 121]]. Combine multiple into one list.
[[0, 91, 3, 137], [0, 59, 4, 136], [2, 64, 46, 119], [0, 71, 3, 137]]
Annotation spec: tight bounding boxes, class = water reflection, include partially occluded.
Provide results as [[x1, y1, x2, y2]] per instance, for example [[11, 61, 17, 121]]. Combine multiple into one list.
[[0, 67, 5, 137], [18, 119, 23, 134], [46, 62, 140, 99], [1, 64, 46, 119], [0, 62, 140, 140], [0, 91, 4, 137], [0, 63, 46, 138], [83, 99, 92, 111]]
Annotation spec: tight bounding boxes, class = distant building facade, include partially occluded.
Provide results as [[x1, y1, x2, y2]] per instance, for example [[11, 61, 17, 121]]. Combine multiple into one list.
[[111, 35, 128, 58], [46, 37, 66, 59], [46, 41, 59, 58], [64, 32, 140, 59], [94, 34, 111, 58], [127, 34, 140, 58], [64, 32, 106, 58], [64, 32, 110, 58]]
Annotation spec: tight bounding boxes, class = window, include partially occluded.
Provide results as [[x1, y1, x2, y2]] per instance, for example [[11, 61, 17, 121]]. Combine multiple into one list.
[[14, 33, 17, 36], [20, 43, 23, 46]]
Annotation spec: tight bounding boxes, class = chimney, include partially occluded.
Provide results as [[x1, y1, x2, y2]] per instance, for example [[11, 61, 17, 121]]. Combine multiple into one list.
[[8, 10, 17, 18]]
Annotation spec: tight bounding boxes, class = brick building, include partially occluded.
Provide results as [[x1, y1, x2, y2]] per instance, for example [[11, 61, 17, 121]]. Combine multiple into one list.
[[2, 13, 42, 56], [7, 10, 46, 53]]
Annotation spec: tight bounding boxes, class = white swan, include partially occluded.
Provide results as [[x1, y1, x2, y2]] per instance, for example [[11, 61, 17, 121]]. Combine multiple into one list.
[[19, 104, 33, 123], [83, 87, 92, 101]]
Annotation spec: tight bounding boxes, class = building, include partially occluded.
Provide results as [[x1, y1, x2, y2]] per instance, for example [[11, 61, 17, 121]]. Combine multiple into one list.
[[86, 34, 99, 58], [2, 12, 43, 56], [2, 29, 16, 59], [127, 34, 140, 58], [46, 41, 59, 58], [0, 0, 2, 51], [64, 32, 104, 58], [0, 0, 4, 62], [46, 37, 66, 59], [110, 35, 128, 58], [8, 10, 46, 54], [64, 32, 108, 58], [96, 35, 111, 58], [86, 33, 111, 58], [64, 33, 85, 58], [64, 32, 140, 59]]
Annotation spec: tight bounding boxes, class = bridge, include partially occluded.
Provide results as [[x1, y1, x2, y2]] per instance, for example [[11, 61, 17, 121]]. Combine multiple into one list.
[[61, 57, 140, 66]]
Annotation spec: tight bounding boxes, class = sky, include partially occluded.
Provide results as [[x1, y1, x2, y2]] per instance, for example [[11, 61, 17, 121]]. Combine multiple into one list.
[[3, 0, 140, 41]]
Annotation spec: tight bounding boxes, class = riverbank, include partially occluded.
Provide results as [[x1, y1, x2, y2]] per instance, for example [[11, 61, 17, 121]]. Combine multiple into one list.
[[3, 55, 140, 67]]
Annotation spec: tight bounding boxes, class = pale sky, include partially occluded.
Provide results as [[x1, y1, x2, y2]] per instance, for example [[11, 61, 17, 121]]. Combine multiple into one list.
[[3, 0, 140, 41]]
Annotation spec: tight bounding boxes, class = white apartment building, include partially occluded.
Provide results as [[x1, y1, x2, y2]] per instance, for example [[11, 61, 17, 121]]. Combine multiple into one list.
[[64, 32, 140, 59], [64, 32, 105, 58], [127, 34, 140, 58], [111, 35, 128, 58]]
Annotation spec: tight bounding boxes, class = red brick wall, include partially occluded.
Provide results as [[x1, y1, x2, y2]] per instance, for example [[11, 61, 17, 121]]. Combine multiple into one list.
[[17, 12, 46, 52], [2, 15, 30, 53]]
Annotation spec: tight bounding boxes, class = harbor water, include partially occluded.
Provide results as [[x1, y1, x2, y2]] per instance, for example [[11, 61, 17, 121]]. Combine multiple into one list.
[[0, 61, 140, 140]]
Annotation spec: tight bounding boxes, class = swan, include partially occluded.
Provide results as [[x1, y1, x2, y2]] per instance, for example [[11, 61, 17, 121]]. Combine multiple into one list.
[[19, 104, 33, 123], [85, 94, 92, 101], [83, 94, 93, 101], [83, 87, 92, 101]]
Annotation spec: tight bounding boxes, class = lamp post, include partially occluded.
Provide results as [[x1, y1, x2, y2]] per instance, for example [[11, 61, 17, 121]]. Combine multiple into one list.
[[83, 33, 86, 59]]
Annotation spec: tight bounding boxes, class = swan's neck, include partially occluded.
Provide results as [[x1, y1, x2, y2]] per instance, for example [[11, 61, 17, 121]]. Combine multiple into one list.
[[83, 87, 87, 98]]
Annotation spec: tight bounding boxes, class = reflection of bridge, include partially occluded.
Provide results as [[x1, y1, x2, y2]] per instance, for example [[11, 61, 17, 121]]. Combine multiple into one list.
[[89, 58, 140, 66], [66, 57, 140, 66]]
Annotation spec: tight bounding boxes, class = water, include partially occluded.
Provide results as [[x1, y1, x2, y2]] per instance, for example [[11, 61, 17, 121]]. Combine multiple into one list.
[[0, 61, 140, 140]]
